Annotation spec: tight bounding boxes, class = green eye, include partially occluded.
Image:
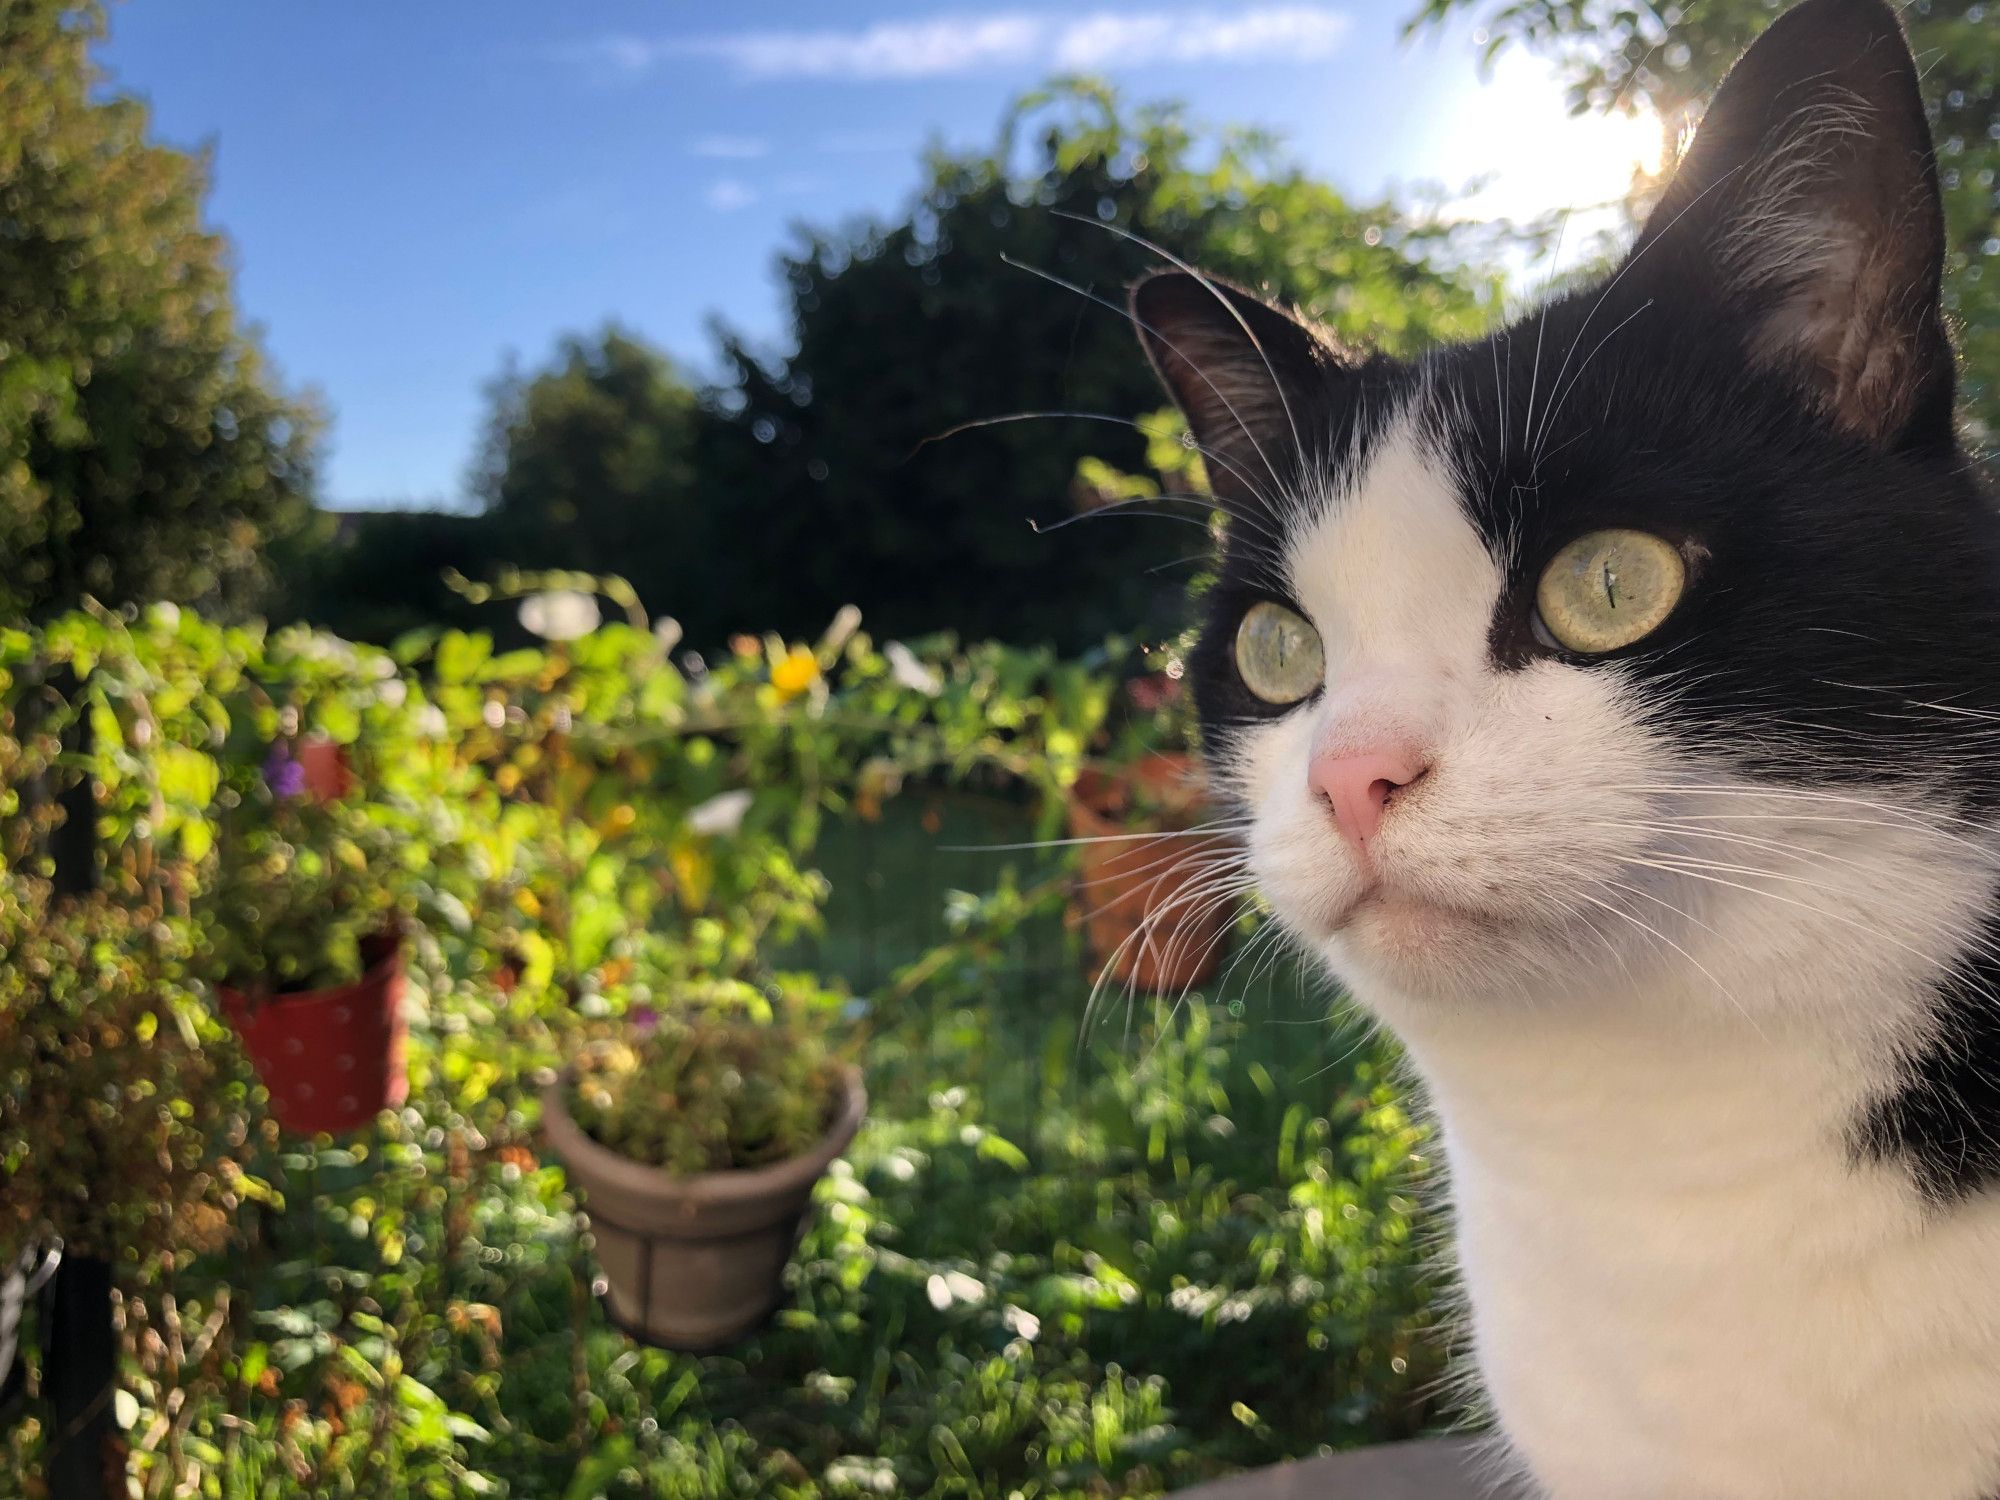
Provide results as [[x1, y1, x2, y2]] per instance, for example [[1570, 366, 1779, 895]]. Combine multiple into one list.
[[1234, 601, 1324, 705], [1535, 529, 1686, 654]]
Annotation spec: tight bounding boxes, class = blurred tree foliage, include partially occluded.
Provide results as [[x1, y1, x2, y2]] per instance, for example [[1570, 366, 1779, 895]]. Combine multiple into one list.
[[0, 0, 320, 621], [474, 328, 704, 595], [300, 81, 1497, 650], [689, 81, 1498, 650], [294, 330, 704, 642], [1405, 0, 2000, 449]]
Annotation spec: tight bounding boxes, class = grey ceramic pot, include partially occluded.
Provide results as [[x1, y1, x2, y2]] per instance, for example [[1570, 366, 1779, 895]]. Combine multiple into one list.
[[543, 1066, 866, 1352]]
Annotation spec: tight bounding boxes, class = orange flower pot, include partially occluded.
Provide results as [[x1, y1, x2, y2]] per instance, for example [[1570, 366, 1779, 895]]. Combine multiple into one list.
[[1065, 752, 1237, 994]]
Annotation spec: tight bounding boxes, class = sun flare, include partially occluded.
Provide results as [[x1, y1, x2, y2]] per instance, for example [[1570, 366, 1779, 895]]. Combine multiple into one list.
[[1449, 50, 1670, 225]]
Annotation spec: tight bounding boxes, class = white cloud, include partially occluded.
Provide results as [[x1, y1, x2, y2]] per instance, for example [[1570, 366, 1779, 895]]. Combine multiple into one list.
[[1053, 8, 1349, 69], [816, 130, 914, 155], [588, 7, 1351, 83], [705, 178, 759, 212], [688, 134, 771, 160]]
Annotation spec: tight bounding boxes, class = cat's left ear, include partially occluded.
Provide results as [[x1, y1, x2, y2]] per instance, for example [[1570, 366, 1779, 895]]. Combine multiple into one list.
[[1130, 270, 1335, 511], [1633, 0, 1952, 449]]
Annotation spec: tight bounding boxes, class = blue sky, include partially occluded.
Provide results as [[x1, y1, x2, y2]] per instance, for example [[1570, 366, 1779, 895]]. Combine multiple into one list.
[[98, 3, 1657, 509]]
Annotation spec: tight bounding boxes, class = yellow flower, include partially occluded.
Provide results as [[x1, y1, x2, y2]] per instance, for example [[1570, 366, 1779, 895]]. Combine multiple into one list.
[[770, 645, 819, 700]]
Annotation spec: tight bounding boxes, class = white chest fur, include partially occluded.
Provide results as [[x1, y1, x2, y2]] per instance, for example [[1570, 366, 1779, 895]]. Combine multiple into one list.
[[1398, 1001, 2000, 1500]]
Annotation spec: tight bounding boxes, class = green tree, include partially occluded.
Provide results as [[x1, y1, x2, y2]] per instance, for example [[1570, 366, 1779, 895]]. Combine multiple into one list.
[[312, 82, 1497, 650], [473, 327, 704, 587], [297, 330, 702, 645], [691, 80, 1499, 651], [1405, 0, 2000, 448], [0, 0, 320, 622]]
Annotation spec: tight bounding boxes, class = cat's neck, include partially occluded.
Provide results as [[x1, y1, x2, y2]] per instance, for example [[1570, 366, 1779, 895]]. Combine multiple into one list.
[[1399, 997, 1883, 1205], [1384, 969, 2000, 1500]]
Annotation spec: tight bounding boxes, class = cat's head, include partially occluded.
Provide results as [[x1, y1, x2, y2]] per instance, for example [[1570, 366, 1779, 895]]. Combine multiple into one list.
[[1136, 0, 2000, 1024]]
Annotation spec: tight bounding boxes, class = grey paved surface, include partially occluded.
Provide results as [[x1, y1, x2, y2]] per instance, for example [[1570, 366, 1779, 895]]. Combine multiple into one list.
[[1174, 1438, 1524, 1499]]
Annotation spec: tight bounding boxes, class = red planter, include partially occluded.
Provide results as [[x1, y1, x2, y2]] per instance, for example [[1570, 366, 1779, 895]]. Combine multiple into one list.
[[1066, 752, 1238, 995], [220, 932, 408, 1135]]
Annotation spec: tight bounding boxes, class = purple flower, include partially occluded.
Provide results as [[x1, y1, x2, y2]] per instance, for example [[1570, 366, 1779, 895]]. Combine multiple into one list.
[[263, 743, 307, 800], [629, 1004, 661, 1036]]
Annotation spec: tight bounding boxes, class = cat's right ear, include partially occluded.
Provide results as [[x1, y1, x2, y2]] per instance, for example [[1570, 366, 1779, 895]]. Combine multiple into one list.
[[1630, 0, 1952, 449], [1130, 270, 1329, 510]]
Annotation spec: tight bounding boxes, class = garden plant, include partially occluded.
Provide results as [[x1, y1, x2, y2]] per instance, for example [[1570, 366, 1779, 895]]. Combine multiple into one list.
[[0, 591, 1441, 1497]]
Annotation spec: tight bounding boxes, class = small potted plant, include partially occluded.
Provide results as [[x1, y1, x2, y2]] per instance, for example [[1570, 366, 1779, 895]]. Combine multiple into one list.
[[204, 740, 412, 1135], [542, 988, 864, 1351], [1066, 667, 1236, 992]]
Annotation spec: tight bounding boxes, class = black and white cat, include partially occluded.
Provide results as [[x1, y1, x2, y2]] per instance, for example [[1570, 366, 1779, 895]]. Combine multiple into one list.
[[1132, 1, 2000, 1495]]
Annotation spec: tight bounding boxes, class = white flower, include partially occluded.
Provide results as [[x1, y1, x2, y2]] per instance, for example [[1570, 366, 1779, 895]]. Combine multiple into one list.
[[518, 589, 600, 642], [924, 1270, 985, 1311], [1002, 1304, 1041, 1340], [653, 616, 683, 655], [377, 678, 409, 709], [885, 641, 942, 697], [416, 705, 448, 739], [818, 603, 863, 658], [686, 788, 753, 837]]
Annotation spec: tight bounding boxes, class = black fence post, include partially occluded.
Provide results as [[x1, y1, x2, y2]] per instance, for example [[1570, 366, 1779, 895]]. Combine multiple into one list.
[[41, 663, 116, 1500]]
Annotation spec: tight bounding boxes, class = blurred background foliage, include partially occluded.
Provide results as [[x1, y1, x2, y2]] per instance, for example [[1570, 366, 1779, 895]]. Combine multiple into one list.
[[0, 0, 319, 624], [0, 602, 1439, 1495], [1, 0, 1997, 1493], [8, 3, 1996, 650], [292, 81, 1501, 651]]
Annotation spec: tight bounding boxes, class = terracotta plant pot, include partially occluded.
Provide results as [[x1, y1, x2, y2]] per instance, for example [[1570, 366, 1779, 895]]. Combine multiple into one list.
[[542, 1066, 866, 1352], [1066, 751, 1237, 994], [220, 931, 409, 1135]]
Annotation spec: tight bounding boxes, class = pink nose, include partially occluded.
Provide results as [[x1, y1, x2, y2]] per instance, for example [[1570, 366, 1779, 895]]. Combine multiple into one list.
[[1308, 750, 1428, 851]]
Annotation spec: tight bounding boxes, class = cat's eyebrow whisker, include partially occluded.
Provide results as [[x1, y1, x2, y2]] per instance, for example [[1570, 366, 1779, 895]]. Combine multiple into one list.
[[1530, 298, 1655, 470], [1027, 500, 1219, 537], [996, 247, 1297, 514], [1522, 154, 1751, 453], [914, 407, 1282, 534], [1048, 210, 1312, 499]]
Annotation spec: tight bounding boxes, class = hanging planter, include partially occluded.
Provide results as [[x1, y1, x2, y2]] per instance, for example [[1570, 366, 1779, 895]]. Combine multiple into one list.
[[543, 1007, 864, 1352], [208, 727, 415, 1135], [218, 929, 408, 1135], [1066, 751, 1237, 994], [545, 1065, 864, 1351]]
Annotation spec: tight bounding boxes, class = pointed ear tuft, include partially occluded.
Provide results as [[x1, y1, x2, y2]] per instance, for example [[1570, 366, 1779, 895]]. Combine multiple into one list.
[[1633, 0, 1952, 448], [1129, 270, 1332, 509]]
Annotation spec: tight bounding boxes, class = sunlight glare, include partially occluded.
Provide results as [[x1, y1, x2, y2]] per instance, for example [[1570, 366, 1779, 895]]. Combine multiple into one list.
[[1444, 50, 1667, 226]]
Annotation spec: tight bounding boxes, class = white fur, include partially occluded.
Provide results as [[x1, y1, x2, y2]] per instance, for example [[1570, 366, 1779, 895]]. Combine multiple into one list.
[[1222, 403, 2000, 1498]]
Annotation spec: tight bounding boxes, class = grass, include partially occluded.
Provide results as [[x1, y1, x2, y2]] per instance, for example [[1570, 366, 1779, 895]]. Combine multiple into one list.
[[4, 797, 1448, 1498]]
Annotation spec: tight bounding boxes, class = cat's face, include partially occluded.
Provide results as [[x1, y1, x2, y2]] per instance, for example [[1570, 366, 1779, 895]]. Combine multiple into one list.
[[1138, 0, 2000, 1024]]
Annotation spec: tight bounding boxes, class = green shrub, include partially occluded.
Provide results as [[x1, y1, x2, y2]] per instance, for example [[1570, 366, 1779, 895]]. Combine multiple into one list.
[[0, 596, 1453, 1494], [0, 879, 258, 1271]]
